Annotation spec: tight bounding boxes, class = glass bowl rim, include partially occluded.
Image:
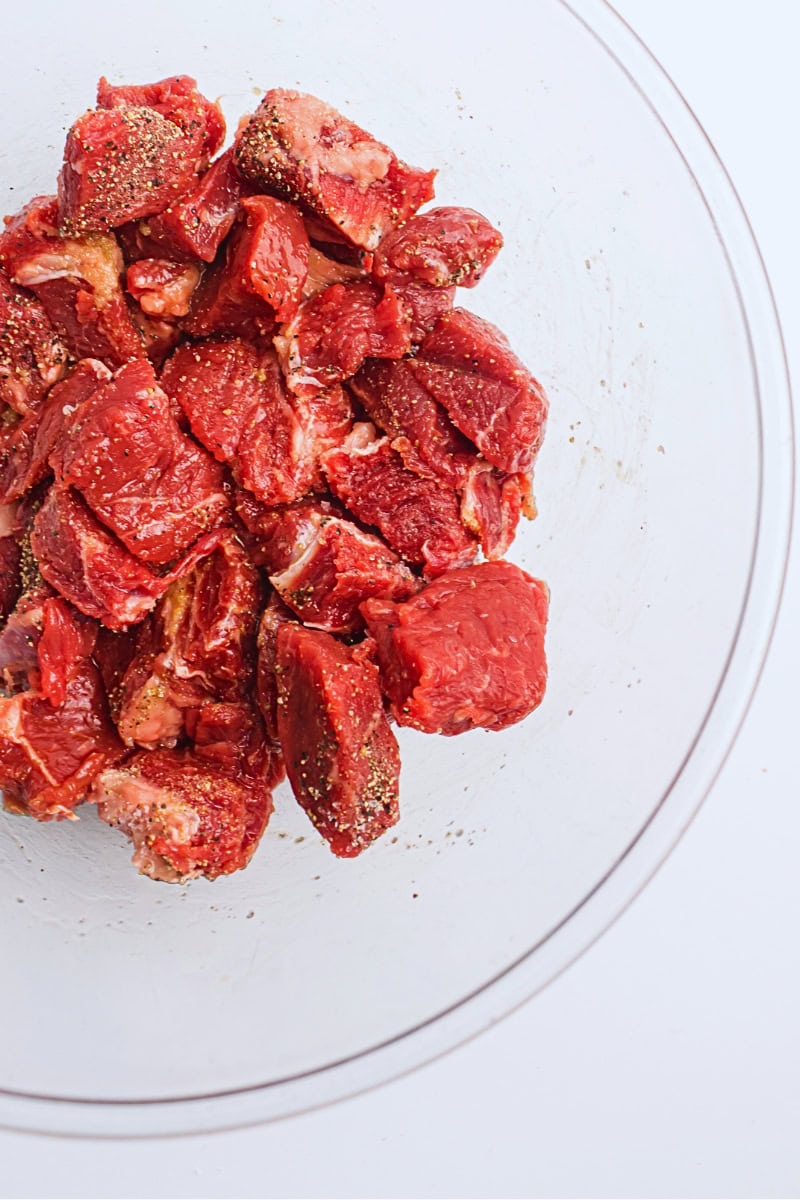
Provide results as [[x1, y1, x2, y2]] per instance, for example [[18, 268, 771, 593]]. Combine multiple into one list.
[[0, 0, 794, 1138]]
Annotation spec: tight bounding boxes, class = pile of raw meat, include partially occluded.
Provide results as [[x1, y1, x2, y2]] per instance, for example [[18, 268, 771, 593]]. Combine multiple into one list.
[[0, 76, 549, 883]]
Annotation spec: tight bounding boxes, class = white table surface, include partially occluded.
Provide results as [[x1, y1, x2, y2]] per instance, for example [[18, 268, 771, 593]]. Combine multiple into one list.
[[2, 3, 799, 1197]]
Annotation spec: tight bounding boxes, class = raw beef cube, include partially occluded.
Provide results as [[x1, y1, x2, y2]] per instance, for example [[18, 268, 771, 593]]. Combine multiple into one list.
[[274, 280, 410, 397], [35, 596, 97, 707], [349, 358, 475, 488], [1, 359, 111, 505], [184, 193, 310, 337], [187, 700, 273, 781], [372, 207, 503, 288], [0, 197, 144, 366], [0, 270, 67, 416], [409, 309, 548, 473], [142, 149, 245, 263], [235, 89, 435, 251], [388, 278, 455, 342], [322, 423, 477, 576], [269, 510, 417, 633], [0, 535, 21, 624], [92, 746, 272, 883], [92, 623, 139, 721], [59, 107, 201, 235], [117, 533, 263, 749], [57, 359, 229, 563], [96, 75, 225, 168], [0, 658, 122, 820], [275, 624, 400, 857], [29, 486, 223, 630], [460, 463, 534, 560], [161, 339, 303, 505], [255, 591, 294, 748], [126, 259, 201, 317], [233, 491, 344, 571], [163, 340, 351, 505], [361, 560, 549, 735], [0, 579, 54, 685]]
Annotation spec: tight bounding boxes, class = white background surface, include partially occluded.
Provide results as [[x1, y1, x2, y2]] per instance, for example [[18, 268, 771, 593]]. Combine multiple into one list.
[[1, 2, 799, 1196]]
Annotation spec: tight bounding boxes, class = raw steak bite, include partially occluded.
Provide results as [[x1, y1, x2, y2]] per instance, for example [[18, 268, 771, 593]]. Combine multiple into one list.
[[0, 657, 122, 821], [389, 278, 455, 343], [58, 106, 203, 235], [274, 281, 410, 397], [35, 596, 97, 707], [92, 746, 272, 883], [96, 75, 225, 168], [372, 206, 503, 288], [233, 491, 345, 570], [323, 423, 477, 576], [255, 591, 294, 747], [0, 579, 54, 685], [1, 359, 111, 505], [349, 357, 475, 488], [409, 309, 548, 474], [0, 197, 144, 366], [126, 259, 201, 317], [117, 533, 262, 749], [275, 624, 400, 857], [460, 462, 533, 560], [235, 89, 435, 251], [0, 270, 67, 416], [57, 359, 228, 563], [30, 486, 223, 630], [162, 339, 351, 504], [268, 508, 417, 633], [139, 149, 245, 264], [361, 560, 549, 735], [0, 533, 21, 623]]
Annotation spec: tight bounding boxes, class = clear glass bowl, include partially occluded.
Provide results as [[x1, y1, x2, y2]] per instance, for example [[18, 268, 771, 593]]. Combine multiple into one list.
[[0, 0, 792, 1137]]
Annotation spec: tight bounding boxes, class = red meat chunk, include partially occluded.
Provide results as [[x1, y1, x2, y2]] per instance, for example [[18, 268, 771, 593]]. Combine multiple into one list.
[[92, 746, 272, 883], [0, 197, 144, 366], [57, 359, 229, 563], [255, 591, 294, 748], [267, 508, 417, 633], [59, 107, 201, 235], [0, 657, 122, 821], [372, 207, 503, 288], [36, 596, 97, 707], [389, 279, 455, 343], [117, 533, 262, 749], [92, 623, 139, 721], [0, 270, 67, 416], [184, 195, 309, 336], [274, 280, 410, 397], [276, 624, 400, 857], [162, 339, 351, 505], [142, 149, 245, 264], [97, 75, 225, 168], [361, 561, 549, 735], [235, 89, 435, 251], [349, 357, 475, 488], [233, 490, 344, 570], [126, 259, 201, 317], [460, 463, 534, 560], [409, 309, 548, 473], [1, 359, 111, 505], [0, 578, 54, 687], [0, 534, 21, 623], [29, 486, 224, 630], [323, 423, 477, 576]]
